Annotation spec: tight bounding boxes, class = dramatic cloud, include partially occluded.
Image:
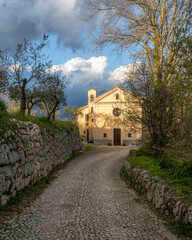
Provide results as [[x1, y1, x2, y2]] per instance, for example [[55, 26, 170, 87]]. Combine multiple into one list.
[[50, 56, 133, 107], [111, 64, 134, 83], [0, 0, 89, 50]]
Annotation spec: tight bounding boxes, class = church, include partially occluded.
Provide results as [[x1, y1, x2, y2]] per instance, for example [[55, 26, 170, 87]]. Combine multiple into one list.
[[77, 84, 142, 146]]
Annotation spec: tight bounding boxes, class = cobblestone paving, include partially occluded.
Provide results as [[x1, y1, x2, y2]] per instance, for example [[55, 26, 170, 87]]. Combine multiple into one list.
[[0, 147, 180, 240]]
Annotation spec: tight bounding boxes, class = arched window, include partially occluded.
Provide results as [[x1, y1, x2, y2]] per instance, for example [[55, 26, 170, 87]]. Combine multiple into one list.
[[90, 94, 94, 101], [116, 93, 119, 100]]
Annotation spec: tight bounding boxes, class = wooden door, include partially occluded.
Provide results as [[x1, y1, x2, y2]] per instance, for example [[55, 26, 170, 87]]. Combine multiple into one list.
[[114, 129, 121, 146], [87, 129, 89, 142]]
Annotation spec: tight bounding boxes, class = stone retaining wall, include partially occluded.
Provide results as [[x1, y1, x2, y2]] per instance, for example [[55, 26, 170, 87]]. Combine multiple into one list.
[[0, 121, 83, 207], [123, 161, 192, 225]]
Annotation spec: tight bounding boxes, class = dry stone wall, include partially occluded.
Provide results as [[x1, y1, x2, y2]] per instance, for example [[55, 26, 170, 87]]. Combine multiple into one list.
[[0, 121, 83, 207], [123, 161, 192, 226]]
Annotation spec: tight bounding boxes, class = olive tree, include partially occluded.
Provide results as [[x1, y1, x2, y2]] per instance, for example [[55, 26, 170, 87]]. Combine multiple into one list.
[[64, 106, 82, 121], [39, 74, 67, 120], [9, 85, 42, 116], [7, 34, 51, 115]]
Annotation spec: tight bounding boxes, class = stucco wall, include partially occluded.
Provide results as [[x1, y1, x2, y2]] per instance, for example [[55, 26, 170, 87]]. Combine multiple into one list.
[[123, 161, 192, 225], [0, 121, 82, 207], [77, 86, 142, 144]]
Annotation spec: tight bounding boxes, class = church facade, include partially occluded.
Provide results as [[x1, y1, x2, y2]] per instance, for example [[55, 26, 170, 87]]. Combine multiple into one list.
[[77, 84, 142, 146]]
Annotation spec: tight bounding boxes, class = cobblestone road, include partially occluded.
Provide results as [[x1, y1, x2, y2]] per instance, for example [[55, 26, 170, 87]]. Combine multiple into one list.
[[0, 147, 180, 240]]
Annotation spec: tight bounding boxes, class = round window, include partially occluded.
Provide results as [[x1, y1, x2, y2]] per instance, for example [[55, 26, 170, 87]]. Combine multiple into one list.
[[113, 108, 121, 116]]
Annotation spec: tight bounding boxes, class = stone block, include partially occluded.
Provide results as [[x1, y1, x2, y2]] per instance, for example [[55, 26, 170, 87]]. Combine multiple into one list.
[[8, 150, 20, 164], [2, 166, 12, 180], [0, 120, 82, 207], [0, 174, 6, 192], [0, 144, 9, 165], [123, 160, 192, 226], [1, 194, 10, 206]]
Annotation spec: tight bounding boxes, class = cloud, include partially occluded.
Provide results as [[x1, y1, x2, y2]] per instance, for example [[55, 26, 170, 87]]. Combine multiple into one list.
[[0, 0, 88, 50], [51, 56, 113, 106], [50, 56, 134, 107], [111, 64, 134, 83]]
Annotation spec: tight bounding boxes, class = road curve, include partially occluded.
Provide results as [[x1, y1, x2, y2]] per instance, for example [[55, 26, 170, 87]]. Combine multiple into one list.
[[0, 147, 179, 240]]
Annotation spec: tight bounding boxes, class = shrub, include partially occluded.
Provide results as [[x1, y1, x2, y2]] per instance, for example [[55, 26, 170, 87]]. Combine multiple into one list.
[[135, 146, 150, 157], [0, 99, 7, 117], [158, 154, 178, 170], [127, 147, 192, 194], [172, 158, 192, 188]]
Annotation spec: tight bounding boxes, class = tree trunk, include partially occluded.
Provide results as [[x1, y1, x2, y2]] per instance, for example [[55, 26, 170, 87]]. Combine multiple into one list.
[[48, 101, 59, 121], [52, 111, 55, 121], [27, 107, 31, 116], [47, 112, 52, 121], [20, 79, 27, 115]]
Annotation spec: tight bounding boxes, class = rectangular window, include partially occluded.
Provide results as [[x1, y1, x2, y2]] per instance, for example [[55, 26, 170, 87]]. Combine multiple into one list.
[[85, 114, 89, 121], [103, 133, 107, 138], [91, 107, 94, 113], [127, 132, 132, 138]]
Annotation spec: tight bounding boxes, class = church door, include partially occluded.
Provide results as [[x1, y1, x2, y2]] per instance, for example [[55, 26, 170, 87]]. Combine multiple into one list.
[[114, 129, 121, 146]]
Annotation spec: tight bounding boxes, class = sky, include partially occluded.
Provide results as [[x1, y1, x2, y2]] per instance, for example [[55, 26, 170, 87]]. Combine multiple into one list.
[[0, 0, 133, 107]]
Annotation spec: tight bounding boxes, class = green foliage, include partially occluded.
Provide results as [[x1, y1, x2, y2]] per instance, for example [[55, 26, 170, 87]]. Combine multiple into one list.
[[0, 99, 7, 114], [4, 35, 52, 115], [64, 106, 82, 121], [0, 99, 14, 131], [129, 155, 163, 175], [0, 111, 77, 132], [170, 220, 192, 238], [158, 154, 178, 170], [134, 146, 150, 157], [120, 165, 130, 181], [171, 159, 192, 190], [0, 112, 18, 131], [38, 73, 67, 120], [0, 49, 9, 93], [85, 145, 93, 151], [127, 147, 192, 195]]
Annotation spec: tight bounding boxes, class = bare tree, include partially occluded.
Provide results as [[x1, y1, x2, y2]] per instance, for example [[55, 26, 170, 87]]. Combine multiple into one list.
[[85, 0, 191, 156], [85, 0, 191, 86]]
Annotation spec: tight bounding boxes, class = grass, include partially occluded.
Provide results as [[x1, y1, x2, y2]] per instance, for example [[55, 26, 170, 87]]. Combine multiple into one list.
[[0, 112, 18, 131], [127, 147, 192, 198], [85, 145, 94, 151], [122, 147, 192, 239], [121, 166, 192, 238], [169, 220, 192, 238], [0, 111, 77, 132]]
